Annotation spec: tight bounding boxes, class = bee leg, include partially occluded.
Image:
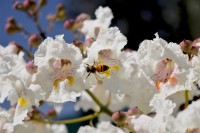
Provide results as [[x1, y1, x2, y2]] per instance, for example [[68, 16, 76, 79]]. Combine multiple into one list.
[[86, 73, 91, 79]]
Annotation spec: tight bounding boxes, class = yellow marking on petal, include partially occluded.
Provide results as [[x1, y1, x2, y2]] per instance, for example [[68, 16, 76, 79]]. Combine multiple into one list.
[[18, 97, 29, 108], [156, 81, 161, 90], [53, 79, 63, 90], [111, 65, 120, 71], [169, 76, 178, 86], [104, 69, 111, 78], [66, 76, 74, 86]]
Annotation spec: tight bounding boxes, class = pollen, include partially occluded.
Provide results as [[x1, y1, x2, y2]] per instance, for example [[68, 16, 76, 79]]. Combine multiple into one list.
[[18, 97, 29, 108], [104, 69, 111, 78], [156, 81, 161, 90], [111, 65, 120, 71], [169, 76, 178, 86], [66, 76, 74, 86], [53, 78, 63, 90]]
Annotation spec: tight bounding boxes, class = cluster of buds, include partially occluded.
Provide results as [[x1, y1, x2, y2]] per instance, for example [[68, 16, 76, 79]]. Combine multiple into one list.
[[47, 3, 66, 22], [179, 38, 200, 60], [13, 0, 47, 12], [64, 13, 90, 31], [112, 107, 143, 128], [5, 17, 23, 35]]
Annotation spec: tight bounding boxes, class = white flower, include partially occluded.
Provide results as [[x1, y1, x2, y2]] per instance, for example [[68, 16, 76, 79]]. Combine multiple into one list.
[[80, 6, 113, 39], [14, 122, 67, 133], [135, 34, 197, 112], [77, 122, 124, 133], [130, 94, 176, 133], [81, 27, 134, 95], [169, 99, 200, 133], [0, 45, 25, 76], [34, 35, 84, 103]]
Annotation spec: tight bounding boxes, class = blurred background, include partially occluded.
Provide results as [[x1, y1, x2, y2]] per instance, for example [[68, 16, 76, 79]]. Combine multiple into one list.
[[1, 0, 200, 132]]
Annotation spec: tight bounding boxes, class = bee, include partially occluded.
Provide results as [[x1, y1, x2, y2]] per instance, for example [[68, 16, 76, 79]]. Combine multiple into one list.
[[85, 61, 110, 79], [84, 49, 120, 79]]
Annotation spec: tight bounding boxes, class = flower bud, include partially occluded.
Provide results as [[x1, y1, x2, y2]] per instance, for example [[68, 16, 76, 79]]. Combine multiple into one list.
[[126, 107, 143, 116], [6, 41, 23, 54], [26, 60, 37, 74], [76, 13, 90, 22], [28, 34, 42, 48], [46, 109, 57, 118], [56, 3, 66, 20], [5, 23, 17, 35], [38, 0, 47, 8], [179, 40, 193, 54], [73, 41, 84, 52], [7, 17, 16, 24], [23, 0, 36, 12], [75, 13, 90, 28], [112, 111, 127, 126], [13, 1, 25, 10], [64, 19, 75, 30], [84, 38, 95, 47]]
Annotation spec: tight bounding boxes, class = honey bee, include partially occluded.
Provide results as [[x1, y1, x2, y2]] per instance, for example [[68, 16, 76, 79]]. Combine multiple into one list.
[[85, 61, 110, 78], [84, 49, 120, 79]]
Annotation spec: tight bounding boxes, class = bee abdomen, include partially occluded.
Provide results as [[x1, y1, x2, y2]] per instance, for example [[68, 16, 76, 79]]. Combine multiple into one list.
[[96, 65, 109, 72]]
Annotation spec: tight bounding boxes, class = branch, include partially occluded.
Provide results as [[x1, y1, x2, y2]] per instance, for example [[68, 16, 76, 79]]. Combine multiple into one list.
[[33, 111, 100, 124], [85, 89, 113, 116]]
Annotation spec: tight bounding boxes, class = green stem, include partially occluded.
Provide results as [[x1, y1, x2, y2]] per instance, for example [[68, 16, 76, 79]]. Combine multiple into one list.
[[33, 111, 100, 124], [85, 89, 113, 116], [185, 90, 189, 108]]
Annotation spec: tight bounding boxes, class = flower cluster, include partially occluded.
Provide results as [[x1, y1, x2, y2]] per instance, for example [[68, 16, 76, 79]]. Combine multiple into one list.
[[1, 5, 200, 133]]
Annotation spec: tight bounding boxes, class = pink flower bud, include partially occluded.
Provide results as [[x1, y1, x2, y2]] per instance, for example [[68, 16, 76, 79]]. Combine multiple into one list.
[[64, 19, 75, 30], [192, 38, 200, 47], [126, 107, 143, 116], [6, 41, 23, 54], [26, 61, 37, 74], [5, 23, 17, 35], [28, 34, 42, 48], [73, 41, 84, 52], [112, 111, 127, 126], [84, 38, 95, 47], [179, 40, 193, 54], [23, 0, 36, 11], [7, 17, 16, 24], [75, 13, 90, 28], [13, 1, 25, 10], [76, 13, 90, 22]]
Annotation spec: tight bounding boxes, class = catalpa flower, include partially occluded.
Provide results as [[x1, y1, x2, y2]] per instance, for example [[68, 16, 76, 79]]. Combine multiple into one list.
[[34, 35, 84, 103], [168, 99, 200, 133], [136, 34, 197, 111], [80, 6, 113, 39], [81, 27, 134, 95], [0, 107, 67, 133], [3, 84, 45, 132]]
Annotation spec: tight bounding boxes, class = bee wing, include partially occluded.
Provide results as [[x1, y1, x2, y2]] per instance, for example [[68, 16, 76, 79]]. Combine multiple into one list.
[[97, 49, 120, 66], [151, 59, 174, 83]]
